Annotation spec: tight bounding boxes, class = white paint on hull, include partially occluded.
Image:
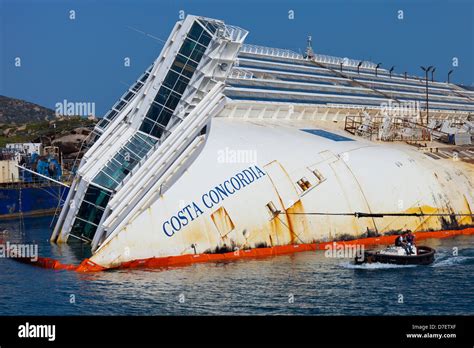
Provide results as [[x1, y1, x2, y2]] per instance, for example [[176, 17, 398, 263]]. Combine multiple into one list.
[[90, 118, 474, 268]]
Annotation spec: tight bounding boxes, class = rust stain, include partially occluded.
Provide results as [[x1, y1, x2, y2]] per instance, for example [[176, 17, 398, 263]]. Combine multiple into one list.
[[181, 219, 219, 254], [285, 200, 307, 244], [460, 195, 473, 226], [263, 160, 301, 245], [378, 205, 441, 233], [272, 191, 299, 245], [210, 206, 235, 239], [405, 205, 439, 232]]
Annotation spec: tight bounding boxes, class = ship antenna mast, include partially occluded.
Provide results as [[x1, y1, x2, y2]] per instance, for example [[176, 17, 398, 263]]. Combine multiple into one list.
[[305, 35, 315, 59]]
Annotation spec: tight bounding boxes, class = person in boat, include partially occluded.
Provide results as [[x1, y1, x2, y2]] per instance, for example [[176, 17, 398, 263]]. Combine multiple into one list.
[[395, 234, 406, 247], [395, 234, 411, 255], [405, 231, 416, 255]]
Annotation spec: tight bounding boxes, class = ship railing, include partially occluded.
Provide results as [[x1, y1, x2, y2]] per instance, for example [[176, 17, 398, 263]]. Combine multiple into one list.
[[449, 84, 474, 101], [240, 44, 303, 60], [326, 103, 383, 110], [229, 68, 254, 79], [313, 54, 378, 70], [240, 44, 380, 71], [328, 103, 472, 116]]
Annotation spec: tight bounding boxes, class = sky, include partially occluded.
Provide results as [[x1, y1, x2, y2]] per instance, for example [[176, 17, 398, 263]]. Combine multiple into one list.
[[1, 0, 473, 116]]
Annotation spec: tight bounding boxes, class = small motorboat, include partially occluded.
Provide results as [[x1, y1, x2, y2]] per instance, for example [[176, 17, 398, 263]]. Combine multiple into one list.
[[354, 245, 435, 265]]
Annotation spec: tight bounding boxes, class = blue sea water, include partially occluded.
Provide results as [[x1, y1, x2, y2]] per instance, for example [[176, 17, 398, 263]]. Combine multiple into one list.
[[0, 216, 473, 315]]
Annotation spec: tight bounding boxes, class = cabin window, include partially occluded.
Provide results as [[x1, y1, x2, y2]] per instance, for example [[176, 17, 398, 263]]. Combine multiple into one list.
[[96, 119, 109, 129], [187, 22, 204, 42], [312, 169, 325, 184], [171, 54, 188, 75], [104, 109, 118, 121], [131, 81, 143, 92], [114, 100, 126, 111], [162, 70, 180, 90], [296, 177, 312, 192], [123, 91, 135, 102], [265, 201, 279, 219], [140, 72, 149, 83]]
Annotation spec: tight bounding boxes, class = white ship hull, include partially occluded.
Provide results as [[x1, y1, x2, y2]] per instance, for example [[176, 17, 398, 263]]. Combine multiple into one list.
[[89, 117, 473, 268]]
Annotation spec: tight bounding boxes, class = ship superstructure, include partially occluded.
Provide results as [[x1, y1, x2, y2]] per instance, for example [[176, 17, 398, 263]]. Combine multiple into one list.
[[52, 16, 248, 248], [51, 15, 474, 270]]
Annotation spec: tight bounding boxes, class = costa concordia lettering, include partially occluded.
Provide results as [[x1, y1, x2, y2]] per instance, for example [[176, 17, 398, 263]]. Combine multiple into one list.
[[47, 15, 474, 271], [163, 165, 266, 237]]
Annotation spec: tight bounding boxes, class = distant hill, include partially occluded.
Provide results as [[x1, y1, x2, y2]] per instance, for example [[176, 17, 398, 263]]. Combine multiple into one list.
[[0, 96, 97, 154], [0, 115, 97, 149], [0, 95, 55, 124]]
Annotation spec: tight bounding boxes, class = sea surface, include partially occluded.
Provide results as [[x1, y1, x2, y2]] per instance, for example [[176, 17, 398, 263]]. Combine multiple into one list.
[[1, 216, 473, 315]]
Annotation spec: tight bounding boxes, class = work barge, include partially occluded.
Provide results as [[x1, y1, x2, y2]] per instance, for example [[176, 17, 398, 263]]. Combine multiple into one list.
[[44, 15, 473, 271]]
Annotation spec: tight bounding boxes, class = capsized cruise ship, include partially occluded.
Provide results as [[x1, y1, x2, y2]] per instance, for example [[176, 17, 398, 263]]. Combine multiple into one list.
[[50, 15, 474, 271]]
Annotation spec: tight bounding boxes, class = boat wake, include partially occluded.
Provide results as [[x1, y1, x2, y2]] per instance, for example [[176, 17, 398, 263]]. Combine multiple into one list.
[[339, 261, 417, 270], [431, 255, 474, 268]]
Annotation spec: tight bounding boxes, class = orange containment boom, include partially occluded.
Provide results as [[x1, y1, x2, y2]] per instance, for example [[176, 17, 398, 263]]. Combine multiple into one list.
[[8, 227, 474, 272], [13, 256, 77, 271]]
